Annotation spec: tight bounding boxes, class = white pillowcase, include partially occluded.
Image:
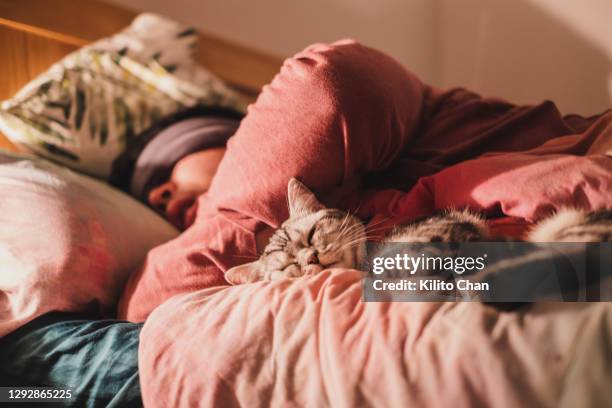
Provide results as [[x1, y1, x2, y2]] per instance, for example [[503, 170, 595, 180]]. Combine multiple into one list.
[[0, 151, 178, 336]]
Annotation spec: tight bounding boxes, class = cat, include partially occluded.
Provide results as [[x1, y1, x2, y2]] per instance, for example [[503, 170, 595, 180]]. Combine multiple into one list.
[[386, 209, 489, 243], [225, 178, 612, 284], [528, 208, 612, 242], [224, 178, 366, 284], [225, 178, 487, 284]]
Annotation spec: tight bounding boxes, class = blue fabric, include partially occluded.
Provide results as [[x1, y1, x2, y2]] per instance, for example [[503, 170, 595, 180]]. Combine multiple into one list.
[[0, 312, 142, 407]]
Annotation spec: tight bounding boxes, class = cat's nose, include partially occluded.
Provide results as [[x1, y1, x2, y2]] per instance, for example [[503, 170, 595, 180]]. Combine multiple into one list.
[[306, 252, 319, 265]]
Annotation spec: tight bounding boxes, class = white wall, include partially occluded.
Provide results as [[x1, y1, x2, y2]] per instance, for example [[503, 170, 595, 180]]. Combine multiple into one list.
[[434, 0, 612, 114], [109, 0, 611, 115], [107, 0, 436, 82]]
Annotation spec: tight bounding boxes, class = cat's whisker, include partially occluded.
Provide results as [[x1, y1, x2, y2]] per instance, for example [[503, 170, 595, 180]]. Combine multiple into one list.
[[337, 229, 386, 251], [342, 237, 367, 246], [346, 227, 367, 238], [364, 216, 392, 231], [364, 222, 395, 237], [350, 201, 363, 216], [337, 212, 352, 237], [337, 221, 365, 240], [367, 215, 393, 226], [338, 209, 359, 234], [337, 229, 366, 245], [336, 238, 364, 251], [330, 227, 365, 248], [336, 239, 367, 253], [337, 229, 361, 243]]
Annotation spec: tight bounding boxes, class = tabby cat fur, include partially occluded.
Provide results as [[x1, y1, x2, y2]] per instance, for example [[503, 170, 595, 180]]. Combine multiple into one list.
[[225, 178, 611, 284]]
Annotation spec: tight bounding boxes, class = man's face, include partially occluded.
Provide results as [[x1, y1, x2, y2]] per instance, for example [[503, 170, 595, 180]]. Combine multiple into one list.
[[148, 147, 226, 230]]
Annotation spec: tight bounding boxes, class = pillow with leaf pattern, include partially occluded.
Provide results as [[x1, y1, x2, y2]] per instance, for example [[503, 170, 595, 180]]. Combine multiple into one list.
[[0, 13, 246, 179]]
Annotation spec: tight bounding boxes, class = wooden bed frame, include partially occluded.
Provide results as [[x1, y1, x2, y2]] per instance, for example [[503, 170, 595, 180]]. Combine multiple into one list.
[[0, 0, 282, 152]]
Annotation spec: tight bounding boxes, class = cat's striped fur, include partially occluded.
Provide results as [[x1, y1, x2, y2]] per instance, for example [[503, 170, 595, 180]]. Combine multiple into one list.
[[529, 208, 612, 242], [386, 209, 489, 243], [224, 178, 612, 284]]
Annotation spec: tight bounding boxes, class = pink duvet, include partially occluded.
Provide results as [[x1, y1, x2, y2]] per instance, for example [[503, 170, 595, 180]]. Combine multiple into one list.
[[120, 40, 612, 322], [140, 270, 612, 407], [130, 40, 612, 406]]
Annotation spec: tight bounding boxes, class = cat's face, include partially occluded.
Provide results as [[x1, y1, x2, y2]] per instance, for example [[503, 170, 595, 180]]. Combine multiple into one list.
[[225, 178, 365, 284]]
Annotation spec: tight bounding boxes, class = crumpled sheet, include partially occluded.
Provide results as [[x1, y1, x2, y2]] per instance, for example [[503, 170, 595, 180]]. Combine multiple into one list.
[[139, 270, 612, 407]]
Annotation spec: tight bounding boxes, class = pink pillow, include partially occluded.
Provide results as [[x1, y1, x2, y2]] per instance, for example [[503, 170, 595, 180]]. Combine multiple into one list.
[[0, 152, 178, 336]]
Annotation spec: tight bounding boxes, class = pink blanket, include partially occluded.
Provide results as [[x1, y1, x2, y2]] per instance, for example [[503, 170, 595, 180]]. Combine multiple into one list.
[[119, 40, 611, 322], [127, 40, 612, 404], [140, 271, 612, 407]]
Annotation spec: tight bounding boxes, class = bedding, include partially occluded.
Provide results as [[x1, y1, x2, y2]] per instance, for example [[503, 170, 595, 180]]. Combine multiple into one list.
[[140, 271, 612, 407], [0, 13, 245, 179], [125, 40, 611, 406], [0, 312, 142, 407], [118, 39, 612, 322], [1, 38, 609, 406], [0, 151, 177, 337]]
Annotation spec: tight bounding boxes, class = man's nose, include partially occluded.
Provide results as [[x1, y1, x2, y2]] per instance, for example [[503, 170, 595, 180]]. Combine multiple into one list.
[[148, 182, 176, 212]]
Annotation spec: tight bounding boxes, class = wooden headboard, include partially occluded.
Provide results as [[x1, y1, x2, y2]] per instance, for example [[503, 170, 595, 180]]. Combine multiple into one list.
[[0, 0, 282, 151]]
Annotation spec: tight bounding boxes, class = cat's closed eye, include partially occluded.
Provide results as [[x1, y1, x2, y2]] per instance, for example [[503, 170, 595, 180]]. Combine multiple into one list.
[[307, 226, 317, 244]]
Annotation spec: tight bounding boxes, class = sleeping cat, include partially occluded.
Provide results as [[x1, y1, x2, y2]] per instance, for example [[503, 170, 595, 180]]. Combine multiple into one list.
[[224, 178, 612, 284], [225, 178, 367, 284], [224, 178, 488, 284]]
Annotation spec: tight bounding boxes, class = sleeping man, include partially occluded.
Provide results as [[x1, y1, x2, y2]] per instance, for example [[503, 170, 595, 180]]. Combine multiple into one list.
[[1, 40, 610, 406]]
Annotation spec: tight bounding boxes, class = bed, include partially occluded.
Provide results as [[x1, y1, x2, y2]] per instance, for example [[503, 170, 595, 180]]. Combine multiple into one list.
[[1, 2, 612, 408]]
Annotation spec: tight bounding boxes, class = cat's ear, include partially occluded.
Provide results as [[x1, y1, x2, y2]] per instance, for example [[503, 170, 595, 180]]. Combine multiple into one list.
[[225, 261, 262, 285], [287, 178, 325, 217]]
